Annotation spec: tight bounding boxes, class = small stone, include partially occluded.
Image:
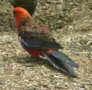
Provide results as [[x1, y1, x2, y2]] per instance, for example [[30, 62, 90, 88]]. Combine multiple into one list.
[[55, 85, 64, 89], [57, 20, 62, 24], [79, 85, 85, 88], [27, 88, 37, 90], [59, 13, 65, 18]]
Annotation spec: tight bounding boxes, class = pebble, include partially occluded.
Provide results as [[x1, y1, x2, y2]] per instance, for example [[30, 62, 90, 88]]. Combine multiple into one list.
[[59, 13, 65, 18], [55, 85, 64, 89]]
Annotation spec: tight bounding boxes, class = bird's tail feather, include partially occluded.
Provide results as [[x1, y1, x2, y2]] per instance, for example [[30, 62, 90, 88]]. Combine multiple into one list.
[[42, 50, 78, 77]]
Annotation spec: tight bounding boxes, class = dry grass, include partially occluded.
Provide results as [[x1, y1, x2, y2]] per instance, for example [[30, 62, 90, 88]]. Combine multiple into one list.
[[0, 0, 92, 90]]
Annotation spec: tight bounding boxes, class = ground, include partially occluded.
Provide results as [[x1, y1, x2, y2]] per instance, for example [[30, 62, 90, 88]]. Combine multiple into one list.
[[0, 0, 92, 90]]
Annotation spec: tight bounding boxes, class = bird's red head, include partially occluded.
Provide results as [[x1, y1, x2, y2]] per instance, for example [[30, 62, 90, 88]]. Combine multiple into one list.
[[13, 7, 31, 30]]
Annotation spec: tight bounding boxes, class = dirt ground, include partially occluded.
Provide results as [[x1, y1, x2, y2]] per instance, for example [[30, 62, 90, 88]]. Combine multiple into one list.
[[0, 0, 92, 90]]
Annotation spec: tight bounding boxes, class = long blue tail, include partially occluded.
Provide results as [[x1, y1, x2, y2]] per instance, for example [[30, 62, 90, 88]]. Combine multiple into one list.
[[42, 50, 79, 77]]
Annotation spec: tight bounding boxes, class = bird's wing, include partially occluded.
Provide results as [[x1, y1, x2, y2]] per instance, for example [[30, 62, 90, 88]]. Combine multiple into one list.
[[18, 25, 63, 49]]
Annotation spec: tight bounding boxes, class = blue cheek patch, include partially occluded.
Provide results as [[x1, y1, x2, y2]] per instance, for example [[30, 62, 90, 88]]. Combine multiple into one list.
[[14, 17, 16, 21], [13, 15, 16, 21]]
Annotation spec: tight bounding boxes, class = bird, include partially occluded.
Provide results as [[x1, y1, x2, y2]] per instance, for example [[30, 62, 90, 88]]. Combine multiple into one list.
[[9, 0, 37, 15], [13, 7, 79, 77]]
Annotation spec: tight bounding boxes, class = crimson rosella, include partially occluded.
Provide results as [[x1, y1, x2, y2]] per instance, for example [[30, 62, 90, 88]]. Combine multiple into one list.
[[9, 0, 37, 15], [13, 7, 79, 77]]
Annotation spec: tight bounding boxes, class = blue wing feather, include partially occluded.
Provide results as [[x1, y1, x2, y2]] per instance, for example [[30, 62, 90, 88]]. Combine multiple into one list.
[[19, 36, 42, 49], [18, 36, 63, 49]]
